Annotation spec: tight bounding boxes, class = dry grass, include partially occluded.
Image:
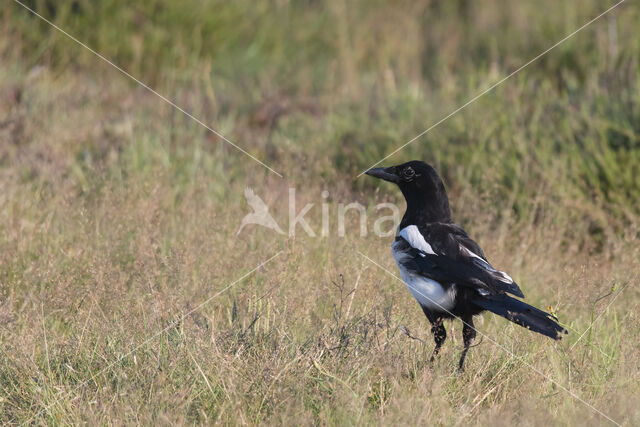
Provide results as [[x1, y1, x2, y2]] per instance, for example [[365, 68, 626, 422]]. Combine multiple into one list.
[[1, 0, 640, 425]]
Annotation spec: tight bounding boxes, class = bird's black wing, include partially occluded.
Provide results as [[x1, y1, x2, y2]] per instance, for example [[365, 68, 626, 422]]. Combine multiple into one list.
[[397, 223, 524, 298]]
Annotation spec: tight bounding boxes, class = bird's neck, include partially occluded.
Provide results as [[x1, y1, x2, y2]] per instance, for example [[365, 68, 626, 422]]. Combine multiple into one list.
[[399, 196, 452, 228]]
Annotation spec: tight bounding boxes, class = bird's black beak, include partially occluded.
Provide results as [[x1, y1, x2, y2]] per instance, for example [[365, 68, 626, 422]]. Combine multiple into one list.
[[365, 167, 400, 183]]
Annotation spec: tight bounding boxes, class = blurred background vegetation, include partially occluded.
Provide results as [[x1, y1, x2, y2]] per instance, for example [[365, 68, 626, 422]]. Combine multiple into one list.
[[2, 0, 639, 250]]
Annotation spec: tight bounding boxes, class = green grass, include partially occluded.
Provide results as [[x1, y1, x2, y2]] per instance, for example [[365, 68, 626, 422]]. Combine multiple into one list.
[[1, 0, 640, 425]]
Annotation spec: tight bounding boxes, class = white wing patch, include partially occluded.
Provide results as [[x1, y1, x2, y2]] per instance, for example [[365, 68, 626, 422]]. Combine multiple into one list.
[[460, 245, 514, 284], [460, 246, 484, 262], [398, 225, 436, 255]]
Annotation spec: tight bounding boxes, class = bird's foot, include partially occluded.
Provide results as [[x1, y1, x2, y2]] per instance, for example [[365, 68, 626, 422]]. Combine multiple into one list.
[[429, 350, 440, 365]]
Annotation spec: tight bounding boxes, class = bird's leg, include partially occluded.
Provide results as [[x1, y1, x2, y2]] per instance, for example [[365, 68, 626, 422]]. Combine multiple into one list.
[[458, 315, 476, 372], [429, 317, 446, 362], [421, 307, 446, 363]]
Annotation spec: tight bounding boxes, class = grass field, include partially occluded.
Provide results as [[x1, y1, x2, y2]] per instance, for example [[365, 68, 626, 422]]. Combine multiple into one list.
[[1, 0, 639, 424]]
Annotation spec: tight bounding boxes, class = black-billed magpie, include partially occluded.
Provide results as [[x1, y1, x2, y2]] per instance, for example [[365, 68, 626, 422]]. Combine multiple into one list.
[[366, 160, 566, 371]]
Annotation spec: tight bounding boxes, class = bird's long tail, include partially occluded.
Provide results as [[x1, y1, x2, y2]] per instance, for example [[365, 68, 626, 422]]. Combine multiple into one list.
[[472, 294, 567, 339]]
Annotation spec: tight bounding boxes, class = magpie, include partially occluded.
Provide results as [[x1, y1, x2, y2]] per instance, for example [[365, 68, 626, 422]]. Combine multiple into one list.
[[366, 160, 566, 371]]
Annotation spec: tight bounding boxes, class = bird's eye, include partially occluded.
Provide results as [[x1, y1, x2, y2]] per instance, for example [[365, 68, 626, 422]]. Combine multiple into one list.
[[403, 167, 415, 178]]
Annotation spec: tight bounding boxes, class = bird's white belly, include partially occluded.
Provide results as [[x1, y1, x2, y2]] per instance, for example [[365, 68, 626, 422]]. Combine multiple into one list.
[[392, 241, 457, 311]]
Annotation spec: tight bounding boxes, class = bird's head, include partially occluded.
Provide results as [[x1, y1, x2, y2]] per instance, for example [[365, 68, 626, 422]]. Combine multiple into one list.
[[365, 160, 452, 223], [365, 160, 444, 194]]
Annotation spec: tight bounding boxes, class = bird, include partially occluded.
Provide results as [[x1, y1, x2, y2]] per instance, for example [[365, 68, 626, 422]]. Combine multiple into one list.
[[365, 160, 566, 371], [237, 188, 285, 235]]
